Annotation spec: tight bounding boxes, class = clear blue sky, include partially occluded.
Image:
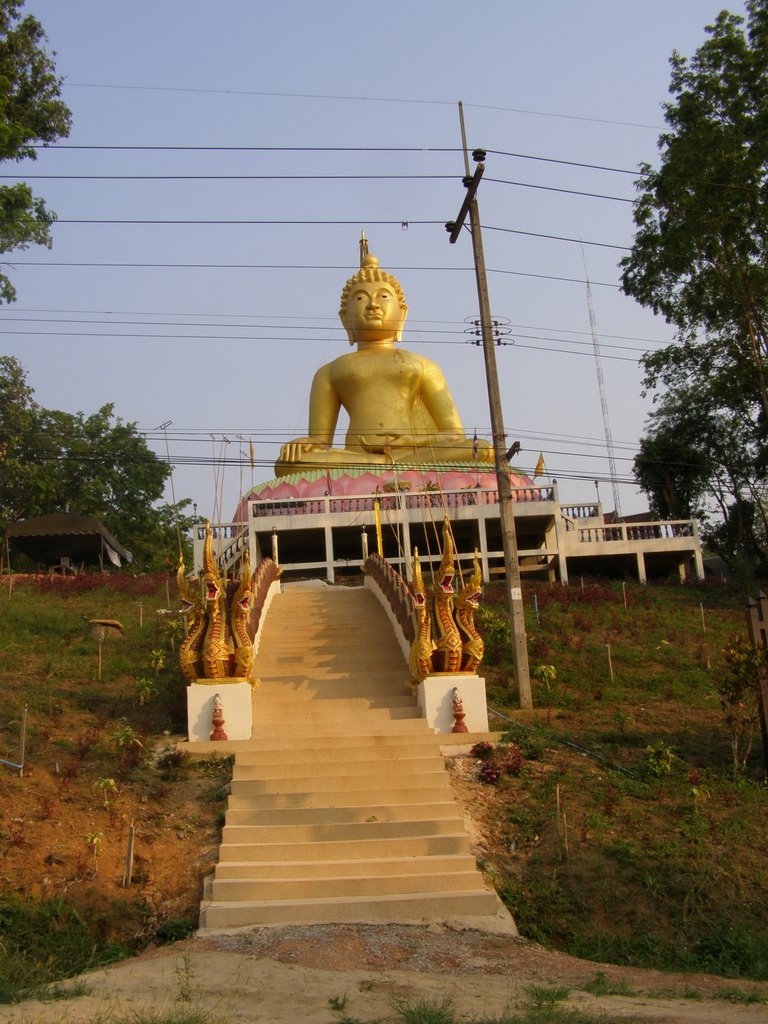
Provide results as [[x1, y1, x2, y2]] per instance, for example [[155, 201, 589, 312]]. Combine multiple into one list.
[[1, 0, 747, 520]]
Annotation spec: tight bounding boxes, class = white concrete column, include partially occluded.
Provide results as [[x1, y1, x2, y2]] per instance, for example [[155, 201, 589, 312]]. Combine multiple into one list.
[[692, 521, 705, 580], [477, 514, 490, 582], [324, 524, 335, 583], [636, 551, 647, 584]]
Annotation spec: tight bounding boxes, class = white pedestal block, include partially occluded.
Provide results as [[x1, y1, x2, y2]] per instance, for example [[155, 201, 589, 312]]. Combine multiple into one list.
[[417, 673, 489, 734], [186, 681, 252, 742]]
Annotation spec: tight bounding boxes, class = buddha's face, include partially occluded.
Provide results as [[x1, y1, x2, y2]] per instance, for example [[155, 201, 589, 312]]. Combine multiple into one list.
[[342, 280, 407, 346]]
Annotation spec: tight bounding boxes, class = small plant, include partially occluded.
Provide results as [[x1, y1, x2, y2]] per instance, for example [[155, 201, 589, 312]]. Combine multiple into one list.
[[157, 749, 192, 780], [83, 830, 103, 872], [499, 743, 525, 776], [111, 723, 143, 752], [645, 741, 678, 777], [150, 648, 167, 674], [328, 991, 349, 1012], [533, 663, 557, 693], [38, 796, 57, 820], [478, 763, 502, 785], [134, 676, 158, 705], [522, 983, 571, 1009], [390, 993, 455, 1024], [717, 638, 764, 777], [470, 740, 495, 761], [581, 971, 634, 997], [93, 777, 119, 809], [174, 952, 195, 1002]]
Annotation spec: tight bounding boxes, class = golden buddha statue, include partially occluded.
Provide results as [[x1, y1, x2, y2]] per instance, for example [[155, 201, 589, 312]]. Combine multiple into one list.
[[275, 241, 493, 477]]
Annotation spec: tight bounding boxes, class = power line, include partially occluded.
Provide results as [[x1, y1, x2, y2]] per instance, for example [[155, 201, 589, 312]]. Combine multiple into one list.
[[8, 306, 674, 346], [9, 261, 622, 289], [65, 82, 664, 131], [0, 171, 634, 204], [35, 142, 645, 177]]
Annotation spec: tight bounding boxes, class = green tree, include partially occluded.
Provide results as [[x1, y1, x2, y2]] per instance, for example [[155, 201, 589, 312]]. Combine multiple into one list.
[[633, 340, 768, 579], [1, 357, 193, 569], [0, 0, 71, 302], [620, 0, 768, 417], [622, 2, 768, 575]]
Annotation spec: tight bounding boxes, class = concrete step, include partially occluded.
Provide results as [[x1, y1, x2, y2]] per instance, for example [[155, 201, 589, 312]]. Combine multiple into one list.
[[227, 785, 452, 810], [214, 853, 474, 880], [253, 703, 421, 722], [229, 772, 446, 796], [250, 718, 431, 737], [216, 833, 473, 862], [220, 817, 464, 845], [224, 801, 459, 826], [231, 745, 442, 767], [199, 889, 503, 930], [232, 755, 445, 780], [209, 869, 485, 902], [231, 733, 442, 755]]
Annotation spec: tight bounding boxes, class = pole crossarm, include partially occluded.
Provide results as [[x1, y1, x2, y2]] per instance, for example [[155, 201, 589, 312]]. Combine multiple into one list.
[[446, 161, 485, 244]]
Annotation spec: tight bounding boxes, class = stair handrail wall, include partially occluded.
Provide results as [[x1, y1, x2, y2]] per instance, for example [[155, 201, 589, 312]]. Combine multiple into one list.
[[245, 557, 280, 640], [363, 553, 416, 658]]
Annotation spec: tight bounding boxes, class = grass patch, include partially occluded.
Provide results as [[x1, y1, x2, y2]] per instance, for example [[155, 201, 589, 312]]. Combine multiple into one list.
[[0, 894, 129, 1003], [580, 972, 635, 997]]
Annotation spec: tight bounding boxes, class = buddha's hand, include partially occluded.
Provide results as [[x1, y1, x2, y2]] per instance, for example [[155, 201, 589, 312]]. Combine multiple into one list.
[[278, 438, 329, 462], [357, 433, 419, 454]]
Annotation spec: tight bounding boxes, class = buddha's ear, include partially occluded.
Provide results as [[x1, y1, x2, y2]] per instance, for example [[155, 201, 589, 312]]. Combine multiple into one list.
[[339, 310, 356, 346], [395, 302, 409, 342]]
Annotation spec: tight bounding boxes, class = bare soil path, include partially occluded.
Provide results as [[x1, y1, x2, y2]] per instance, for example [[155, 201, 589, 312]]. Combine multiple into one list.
[[3, 924, 768, 1024]]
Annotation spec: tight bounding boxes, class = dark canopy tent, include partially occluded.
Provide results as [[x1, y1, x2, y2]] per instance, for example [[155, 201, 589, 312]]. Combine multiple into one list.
[[4, 513, 133, 569]]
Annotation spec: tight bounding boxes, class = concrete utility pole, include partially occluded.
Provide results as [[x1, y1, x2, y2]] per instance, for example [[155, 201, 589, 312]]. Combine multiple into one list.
[[446, 110, 532, 709]]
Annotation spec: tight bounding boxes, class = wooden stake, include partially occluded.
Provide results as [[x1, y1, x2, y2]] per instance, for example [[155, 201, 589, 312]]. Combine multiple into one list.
[[700, 602, 706, 632], [562, 808, 570, 859], [606, 643, 614, 684], [122, 821, 135, 887], [138, 601, 143, 629], [622, 581, 627, 610], [97, 636, 103, 681]]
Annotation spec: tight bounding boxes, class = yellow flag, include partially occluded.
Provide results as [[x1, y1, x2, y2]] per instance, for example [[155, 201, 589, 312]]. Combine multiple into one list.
[[249, 440, 255, 468], [533, 452, 546, 479], [374, 496, 383, 556]]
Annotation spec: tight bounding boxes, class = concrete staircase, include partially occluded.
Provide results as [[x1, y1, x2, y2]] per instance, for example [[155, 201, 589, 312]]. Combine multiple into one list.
[[197, 581, 514, 934]]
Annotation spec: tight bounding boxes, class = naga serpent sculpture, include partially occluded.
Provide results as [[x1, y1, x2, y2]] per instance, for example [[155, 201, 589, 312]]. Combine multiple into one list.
[[408, 547, 436, 683], [177, 553, 205, 683], [201, 521, 235, 679], [455, 549, 485, 673], [230, 547, 254, 680], [431, 518, 463, 674]]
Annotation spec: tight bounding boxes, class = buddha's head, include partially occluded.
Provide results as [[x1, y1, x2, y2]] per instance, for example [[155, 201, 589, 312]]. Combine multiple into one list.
[[339, 252, 408, 346]]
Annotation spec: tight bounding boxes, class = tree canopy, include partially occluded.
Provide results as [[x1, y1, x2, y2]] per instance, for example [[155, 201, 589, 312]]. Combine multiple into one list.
[[0, 356, 193, 569], [0, 0, 71, 302], [622, 1, 768, 579]]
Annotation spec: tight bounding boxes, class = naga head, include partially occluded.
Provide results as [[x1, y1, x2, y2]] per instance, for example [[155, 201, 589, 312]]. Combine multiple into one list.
[[176, 552, 201, 613], [202, 520, 223, 605], [232, 549, 253, 614], [435, 518, 455, 595], [411, 547, 427, 608], [458, 550, 483, 609]]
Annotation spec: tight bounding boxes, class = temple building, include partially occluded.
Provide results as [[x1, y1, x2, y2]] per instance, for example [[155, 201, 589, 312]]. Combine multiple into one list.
[[195, 244, 703, 586]]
